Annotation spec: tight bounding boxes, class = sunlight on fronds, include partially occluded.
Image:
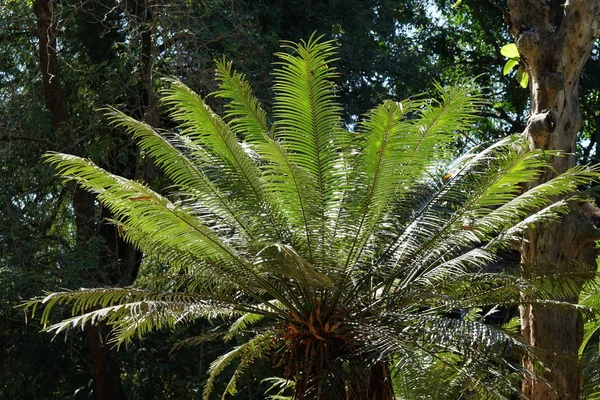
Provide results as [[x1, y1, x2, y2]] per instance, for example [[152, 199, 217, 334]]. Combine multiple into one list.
[[28, 34, 600, 399], [203, 332, 274, 400]]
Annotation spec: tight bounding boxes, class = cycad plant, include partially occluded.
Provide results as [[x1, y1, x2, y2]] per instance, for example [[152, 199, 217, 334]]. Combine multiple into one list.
[[29, 35, 599, 399]]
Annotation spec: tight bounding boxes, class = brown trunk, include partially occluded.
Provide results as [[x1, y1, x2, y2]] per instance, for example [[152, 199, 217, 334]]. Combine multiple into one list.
[[139, 2, 159, 183], [34, 1, 125, 399], [84, 323, 125, 400], [505, 1, 600, 398], [363, 361, 394, 400], [34, 0, 71, 144], [344, 361, 394, 400]]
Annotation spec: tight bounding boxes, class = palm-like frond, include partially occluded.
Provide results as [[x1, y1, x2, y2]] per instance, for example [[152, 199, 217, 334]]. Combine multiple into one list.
[[343, 83, 484, 270], [215, 53, 320, 258], [44, 153, 300, 317], [203, 332, 274, 400], [162, 79, 285, 241], [377, 137, 594, 297], [29, 36, 600, 399], [367, 314, 528, 399], [105, 108, 257, 239], [272, 34, 343, 257], [578, 270, 600, 357], [46, 154, 252, 279], [214, 57, 270, 144], [27, 288, 240, 345]]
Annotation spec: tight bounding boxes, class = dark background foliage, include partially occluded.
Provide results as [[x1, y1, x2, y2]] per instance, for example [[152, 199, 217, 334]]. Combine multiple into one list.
[[1, 0, 599, 398]]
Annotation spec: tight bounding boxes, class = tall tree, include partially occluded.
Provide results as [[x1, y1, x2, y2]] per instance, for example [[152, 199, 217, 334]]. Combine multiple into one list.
[[504, 1, 600, 398], [34, 1, 126, 398]]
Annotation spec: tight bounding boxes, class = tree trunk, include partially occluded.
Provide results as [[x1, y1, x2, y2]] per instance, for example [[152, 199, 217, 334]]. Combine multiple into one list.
[[135, 0, 160, 183], [34, 1, 125, 399], [34, 0, 71, 144], [84, 323, 125, 400], [505, 1, 600, 398], [363, 361, 394, 400]]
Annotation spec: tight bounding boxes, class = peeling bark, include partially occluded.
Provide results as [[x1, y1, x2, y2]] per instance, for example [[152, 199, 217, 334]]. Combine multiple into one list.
[[505, 1, 600, 398]]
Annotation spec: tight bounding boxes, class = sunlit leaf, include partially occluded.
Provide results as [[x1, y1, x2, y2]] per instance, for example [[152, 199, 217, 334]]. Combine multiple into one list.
[[516, 66, 529, 88], [503, 59, 519, 76], [501, 43, 519, 59]]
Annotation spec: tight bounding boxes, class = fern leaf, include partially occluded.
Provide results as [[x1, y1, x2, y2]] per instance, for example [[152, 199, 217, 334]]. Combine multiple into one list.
[[272, 34, 343, 254], [203, 332, 273, 400], [162, 79, 285, 241], [214, 57, 270, 145], [105, 107, 257, 239], [43, 153, 293, 305]]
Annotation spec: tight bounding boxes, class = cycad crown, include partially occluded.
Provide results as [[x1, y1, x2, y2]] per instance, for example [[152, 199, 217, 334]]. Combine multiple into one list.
[[30, 34, 599, 400]]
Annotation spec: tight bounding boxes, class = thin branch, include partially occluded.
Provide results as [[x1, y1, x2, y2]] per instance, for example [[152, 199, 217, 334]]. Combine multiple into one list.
[[41, 186, 69, 234], [478, 110, 517, 126], [487, 0, 507, 15], [0, 134, 55, 148], [58, 0, 92, 31], [469, 1, 501, 55], [487, 0, 511, 24]]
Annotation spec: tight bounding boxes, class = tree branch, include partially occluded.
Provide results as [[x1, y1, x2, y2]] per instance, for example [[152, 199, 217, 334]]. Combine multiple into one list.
[[469, 1, 501, 55], [0, 134, 55, 149], [58, 0, 92, 32]]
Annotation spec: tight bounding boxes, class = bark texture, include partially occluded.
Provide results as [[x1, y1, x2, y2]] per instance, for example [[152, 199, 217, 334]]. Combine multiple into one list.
[[505, 1, 600, 398]]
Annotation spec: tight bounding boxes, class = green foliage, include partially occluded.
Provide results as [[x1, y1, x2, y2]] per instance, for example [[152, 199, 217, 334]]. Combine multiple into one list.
[[501, 43, 529, 89], [27, 36, 600, 399], [4, 0, 600, 396], [577, 261, 600, 399]]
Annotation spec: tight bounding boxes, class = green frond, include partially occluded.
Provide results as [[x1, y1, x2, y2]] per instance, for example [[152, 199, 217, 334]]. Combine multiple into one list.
[[366, 313, 529, 398], [44, 153, 284, 299], [341, 100, 420, 267], [227, 312, 265, 336], [214, 57, 270, 145], [27, 288, 237, 346], [105, 107, 257, 239], [222, 301, 286, 341], [203, 332, 273, 400], [170, 332, 229, 351], [580, 347, 600, 399], [577, 272, 600, 356], [263, 377, 295, 400], [486, 199, 572, 249], [416, 81, 485, 146], [406, 248, 499, 289], [383, 136, 592, 291], [468, 160, 599, 233], [390, 136, 529, 254], [257, 137, 319, 259], [411, 267, 596, 318], [272, 33, 343, 254], [344, 83, 484, 270], [256, 243, 332, 289], [392, 352, 496, 400], [415, 164, 598, 277], [161, 79, 285, 241]]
